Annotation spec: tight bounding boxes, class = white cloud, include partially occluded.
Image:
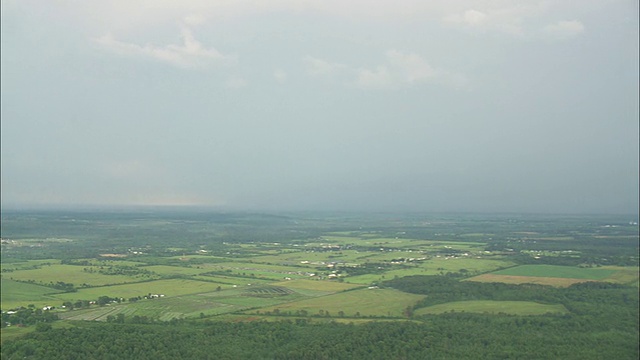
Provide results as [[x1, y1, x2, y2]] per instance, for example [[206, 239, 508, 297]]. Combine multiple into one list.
[[303, 56, 346, 76], [94, 26, 233, 69], [386, 50, 436, 83], [274, 69, 287, 83], [443, 3, 550, 36], [543, 20, 585, 40], [354, 50, 466, 90], [355, 65, 394, 89]]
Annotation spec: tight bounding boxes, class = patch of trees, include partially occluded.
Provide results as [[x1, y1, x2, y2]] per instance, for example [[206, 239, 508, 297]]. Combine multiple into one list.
[[383, 275, 639, 332], [82, 265, 156, 277], [61, 296, 124, 310], [12, 279, 76, 292], [342, 262, 392, 276], [1, 307, 58, 328], [2, 317, 638, 359]]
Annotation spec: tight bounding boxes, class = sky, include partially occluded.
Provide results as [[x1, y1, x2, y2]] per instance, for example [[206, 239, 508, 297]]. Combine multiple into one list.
[[1, 0, 638, 214]]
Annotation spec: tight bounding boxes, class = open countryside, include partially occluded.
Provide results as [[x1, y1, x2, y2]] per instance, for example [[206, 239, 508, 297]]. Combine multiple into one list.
[[1, 211, 638, 359]]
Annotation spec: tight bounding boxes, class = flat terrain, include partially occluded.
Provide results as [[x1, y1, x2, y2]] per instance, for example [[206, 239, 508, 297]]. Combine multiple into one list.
[[247, 288, 425, 318], [414, 300, 568, 316], [0, 279, 65, 309], [491, 265, 617, 279], [466, 265, 638, 287]]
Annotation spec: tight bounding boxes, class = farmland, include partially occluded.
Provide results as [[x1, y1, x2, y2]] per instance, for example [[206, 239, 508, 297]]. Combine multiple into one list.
[[414, 300, 568, 316], [466, 264, 634, 287], [1, 210, 638, 359]]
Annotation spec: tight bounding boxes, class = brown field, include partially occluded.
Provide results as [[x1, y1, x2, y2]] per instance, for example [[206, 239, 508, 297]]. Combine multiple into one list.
[[466, 274, 593, 287]]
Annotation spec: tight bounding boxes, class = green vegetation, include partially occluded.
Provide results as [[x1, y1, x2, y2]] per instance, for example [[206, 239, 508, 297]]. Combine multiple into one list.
[[251, 288, 424, 318], [1, 210, 638, 359], [492, 265, 617, 279], [414, 300, 568, 315], [0, 279, 65, 309]]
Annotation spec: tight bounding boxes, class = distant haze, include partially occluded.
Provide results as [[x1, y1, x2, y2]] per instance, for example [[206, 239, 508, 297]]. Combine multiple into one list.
[[1, 1, 638, 214]]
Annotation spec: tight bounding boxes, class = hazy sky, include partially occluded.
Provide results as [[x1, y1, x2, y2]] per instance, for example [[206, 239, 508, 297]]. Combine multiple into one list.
[[1, 1, 638, 214]]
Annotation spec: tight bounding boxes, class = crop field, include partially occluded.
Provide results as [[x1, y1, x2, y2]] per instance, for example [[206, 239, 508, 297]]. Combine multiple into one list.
[[247, 288, 425, 318], [270, 279, 361, 292], [58, 294, 257, 321], [56, 281, 343, 321], [1, 209, 638, 360], [1, 259, 61, 271], [0, 279, 65, 309], [414, 301, 568, 316], [345, 258, 516, 285], [491, 265, 617, 279], [466, 265, 637, 287], [466, 274, 593, 287], [139, 265, 209, 276], [4, 264, 156, 287], [600, 266, 640, 286], [249, 250, 365, 266], [51, 279, 224, 302], [191, 274, 272, 285]]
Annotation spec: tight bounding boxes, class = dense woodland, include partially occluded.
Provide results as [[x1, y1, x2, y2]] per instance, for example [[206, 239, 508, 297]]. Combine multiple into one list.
[[1, 314, 637, 360]]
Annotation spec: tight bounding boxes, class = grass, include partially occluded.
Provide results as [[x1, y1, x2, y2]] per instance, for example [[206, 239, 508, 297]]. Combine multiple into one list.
[[466, 265, 638, 287], [466, 274, 593, 287], [5, 264, 157, 287], [344, 258, 516, 285], [56, 284, 317, 321], [0, 321, 75, 343], [248, 288, 425, 318], [51, 279, 225, 302], [140, 265, 207, 276], [601, 266, 640, 286], [492, 265, 617, 280], [414, 300, 568, 316], [0, 279, 65, 309], [269, 279, 361, 292]]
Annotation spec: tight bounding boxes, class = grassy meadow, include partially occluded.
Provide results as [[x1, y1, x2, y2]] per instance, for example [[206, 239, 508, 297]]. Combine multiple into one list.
[[1, 279, 65, 309], [414, 300, 568, 316], [248, 288, 425, 318], [492, 265, 617, 279]]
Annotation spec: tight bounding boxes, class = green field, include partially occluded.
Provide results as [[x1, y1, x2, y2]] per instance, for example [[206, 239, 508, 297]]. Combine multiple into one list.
[[138, 265, 205, 276], [57, 293, 260, 321], [270, 279, 361, 292], [55, 281, 344, 321], [414, 300, 568, 316], [51, 279, 224, 302], [5, 264, 157, 287], [600, 266, 640, 286], [492, 265, 617, 279], [345, 258, 515, 285], [249, 288, 425, 318], [0, 279, 65, 309]]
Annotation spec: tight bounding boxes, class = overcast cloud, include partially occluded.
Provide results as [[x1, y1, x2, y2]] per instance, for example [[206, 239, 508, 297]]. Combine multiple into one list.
[[1, 0, 638, 214]]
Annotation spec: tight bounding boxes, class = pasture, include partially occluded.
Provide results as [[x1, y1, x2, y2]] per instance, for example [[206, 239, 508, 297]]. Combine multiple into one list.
[[414, 300, 568, 316], [51, 279, 224, 302], [1, 279, 65, 309], [269, 279, 361, 292], [466, 274, 592, 287], [58, 294, 251, 321], [492, 265, 617, 279], [247, 288, 425, 318], [4, 264, 156, 287], [56, 283, 328, 321], [466, 264, 635, 287]]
